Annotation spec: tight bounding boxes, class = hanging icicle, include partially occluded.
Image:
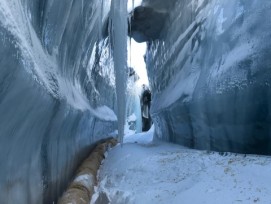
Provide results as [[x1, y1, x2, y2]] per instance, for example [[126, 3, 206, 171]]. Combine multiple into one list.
[[109, 0, 128, 144]]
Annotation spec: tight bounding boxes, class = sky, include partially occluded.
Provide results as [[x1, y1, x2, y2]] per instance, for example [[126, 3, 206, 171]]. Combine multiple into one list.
[[128, 39, 149, 86], [127, 0, 149, 86], [127, 0, 143, 12]]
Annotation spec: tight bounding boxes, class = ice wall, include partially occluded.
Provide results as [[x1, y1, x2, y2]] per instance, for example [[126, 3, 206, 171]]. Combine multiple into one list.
[[0, 0, 118, 203], [143, 0, 271, 154]]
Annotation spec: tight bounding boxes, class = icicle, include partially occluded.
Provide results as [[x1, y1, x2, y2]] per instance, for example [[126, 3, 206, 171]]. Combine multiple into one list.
[[130, 0, 136, 67], [110, 0, 128, 144], [128, 0, 135, 70], [128, 17, 132, 67]]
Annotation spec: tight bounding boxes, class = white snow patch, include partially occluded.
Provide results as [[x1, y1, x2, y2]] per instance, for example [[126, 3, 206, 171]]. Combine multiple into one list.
[[216, 8, 227, 35], [91, 130, 271, 204], [74, 174, 94, 191], [94, 106, 117, 121], [124, 125, 154, 145], [127, 114, 137, 122]]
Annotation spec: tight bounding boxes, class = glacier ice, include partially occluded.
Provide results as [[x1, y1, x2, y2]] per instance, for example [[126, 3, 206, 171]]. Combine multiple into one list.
[[1, 0, 271, 203], [0, 0, 142, 202], [139, 0, 271, 154], [0, 0, 123, 203]]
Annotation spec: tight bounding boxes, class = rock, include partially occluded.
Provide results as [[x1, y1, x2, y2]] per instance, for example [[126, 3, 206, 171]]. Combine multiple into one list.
[[128, 6, 168, 42]]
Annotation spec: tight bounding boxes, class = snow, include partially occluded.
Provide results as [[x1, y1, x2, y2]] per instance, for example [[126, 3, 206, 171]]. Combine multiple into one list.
[[216, 8, 227, 35], [94, 106, 117, 122], [127, 114, 137, 122], [74, 174, 95, 191], [91, 128, 271, 204], [123, 125, 154, 145], [0, 0, 118, 122]]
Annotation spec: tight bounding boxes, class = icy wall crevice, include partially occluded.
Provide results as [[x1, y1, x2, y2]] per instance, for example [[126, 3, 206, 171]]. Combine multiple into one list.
[[0, 0, 118, 203], [143, 0, 271, 154]]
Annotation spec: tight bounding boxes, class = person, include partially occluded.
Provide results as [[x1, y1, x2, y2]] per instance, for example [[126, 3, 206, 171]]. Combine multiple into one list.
[[141, 84, 152, 131]]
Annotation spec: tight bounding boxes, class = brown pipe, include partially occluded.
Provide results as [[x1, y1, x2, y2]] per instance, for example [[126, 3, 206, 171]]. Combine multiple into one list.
[[58, 139, 117, 204]]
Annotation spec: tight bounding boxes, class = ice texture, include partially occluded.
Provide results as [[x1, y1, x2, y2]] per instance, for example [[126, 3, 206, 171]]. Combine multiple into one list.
[[0, 0, 120, 203], [109, 0, 128, 144], [1, 0, 271, 203], [144, 0, 271, 154]]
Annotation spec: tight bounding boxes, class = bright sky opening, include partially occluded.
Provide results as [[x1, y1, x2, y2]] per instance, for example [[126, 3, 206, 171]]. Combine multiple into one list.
[[128, 39, 148, 86], [127, 0, 148, 86], [127, 0, 143, 12]]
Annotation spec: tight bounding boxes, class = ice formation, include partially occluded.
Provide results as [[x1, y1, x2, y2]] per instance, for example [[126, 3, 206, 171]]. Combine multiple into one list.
[[0, 0, 121, 203], [109, 0, 128, 144], [1, 0, 271, 203], [137, 0, 271, 154]]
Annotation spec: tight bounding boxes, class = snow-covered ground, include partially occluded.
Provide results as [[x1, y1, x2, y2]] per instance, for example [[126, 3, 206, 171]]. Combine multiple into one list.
[[91, 127, 271, 204]]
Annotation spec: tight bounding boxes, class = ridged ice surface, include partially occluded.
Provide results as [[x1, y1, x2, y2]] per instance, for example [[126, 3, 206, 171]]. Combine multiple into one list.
[[1, 0, 271, 203], [0, 0, 120, 203], [145, 0, 271, 154], [110, 0, 128, 143]]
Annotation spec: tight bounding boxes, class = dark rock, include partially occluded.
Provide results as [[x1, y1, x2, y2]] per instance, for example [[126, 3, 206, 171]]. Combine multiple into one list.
[[128, 6, 168, 43]]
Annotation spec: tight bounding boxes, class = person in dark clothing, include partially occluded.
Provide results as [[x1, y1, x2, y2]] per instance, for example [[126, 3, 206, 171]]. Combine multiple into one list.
[[141, 84, 152, 132]]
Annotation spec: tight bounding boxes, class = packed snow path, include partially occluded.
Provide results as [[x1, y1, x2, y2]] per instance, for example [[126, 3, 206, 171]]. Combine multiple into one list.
[[91, 128, 271, 204]]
